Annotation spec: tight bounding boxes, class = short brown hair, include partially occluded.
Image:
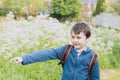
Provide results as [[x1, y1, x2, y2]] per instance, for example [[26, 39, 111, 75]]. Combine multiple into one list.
[[71, 22, 91, 38]]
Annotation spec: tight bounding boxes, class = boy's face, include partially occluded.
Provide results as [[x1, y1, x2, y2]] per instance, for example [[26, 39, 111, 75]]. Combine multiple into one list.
[[71, 31, 89, 50]]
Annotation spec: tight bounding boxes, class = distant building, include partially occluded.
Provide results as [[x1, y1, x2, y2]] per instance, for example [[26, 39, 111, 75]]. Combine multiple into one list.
[[95, 13, 120, 29], [81, 0, 97, 21]]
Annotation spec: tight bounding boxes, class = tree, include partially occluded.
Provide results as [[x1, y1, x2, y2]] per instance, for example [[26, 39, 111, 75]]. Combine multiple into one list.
[[50, 0, 82, 21], [111, 0, 120, 15], [1, 0, 46, 16], [93, 0, 106, 16]]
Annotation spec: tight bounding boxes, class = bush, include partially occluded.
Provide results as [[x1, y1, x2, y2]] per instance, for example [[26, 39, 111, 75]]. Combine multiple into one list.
[[0, 6, 11, 16], [50, 0, 82, 21], [0, 0, 46, 17]]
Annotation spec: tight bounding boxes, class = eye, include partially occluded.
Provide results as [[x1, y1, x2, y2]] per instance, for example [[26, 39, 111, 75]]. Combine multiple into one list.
[[77, 36, 81, 39], [71, 36, 75, 39]]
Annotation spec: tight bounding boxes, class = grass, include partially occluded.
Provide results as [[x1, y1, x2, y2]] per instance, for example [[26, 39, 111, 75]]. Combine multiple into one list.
[[101, 69, 120, 80], [0, 17, 120, 80]]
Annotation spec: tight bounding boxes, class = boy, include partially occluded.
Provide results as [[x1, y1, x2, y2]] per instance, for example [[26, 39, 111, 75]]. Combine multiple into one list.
[[12, 22, 100, 80]]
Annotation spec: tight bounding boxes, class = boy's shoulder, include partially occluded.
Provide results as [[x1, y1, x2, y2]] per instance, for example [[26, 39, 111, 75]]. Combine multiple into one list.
[[85, 46, 98, 58], [86, 46, 94, 53]]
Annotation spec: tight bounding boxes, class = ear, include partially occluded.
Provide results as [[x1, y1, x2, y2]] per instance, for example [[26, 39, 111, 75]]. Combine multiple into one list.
[[86, 37, 91, 42]]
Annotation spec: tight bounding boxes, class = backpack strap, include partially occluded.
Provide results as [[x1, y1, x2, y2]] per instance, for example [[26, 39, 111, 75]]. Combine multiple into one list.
[[88, 52, 98, 72], [58, 44, 73, 65]]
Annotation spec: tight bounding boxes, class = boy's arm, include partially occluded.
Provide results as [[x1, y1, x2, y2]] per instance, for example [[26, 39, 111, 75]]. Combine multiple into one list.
[[21, 45, 66, 65], [89, 60, 100, 80]]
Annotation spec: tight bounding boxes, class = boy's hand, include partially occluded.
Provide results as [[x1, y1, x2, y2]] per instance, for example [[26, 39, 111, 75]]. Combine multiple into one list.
[[11, 57, 23, 64]]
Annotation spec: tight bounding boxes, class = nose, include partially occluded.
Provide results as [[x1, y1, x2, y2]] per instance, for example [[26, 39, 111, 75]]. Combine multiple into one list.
[[72, 38, 78, 42]]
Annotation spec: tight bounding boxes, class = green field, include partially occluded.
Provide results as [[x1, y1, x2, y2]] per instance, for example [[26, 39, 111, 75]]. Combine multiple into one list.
[[101, 69, 120, 80], [0, 17, 120, 80]]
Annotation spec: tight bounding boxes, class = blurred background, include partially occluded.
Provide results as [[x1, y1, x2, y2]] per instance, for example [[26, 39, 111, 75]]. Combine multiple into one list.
[[0, 0, 120, 80]]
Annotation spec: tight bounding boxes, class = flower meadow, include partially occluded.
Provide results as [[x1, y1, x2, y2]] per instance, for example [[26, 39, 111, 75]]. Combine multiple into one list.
[[0, 15, 120, 80]]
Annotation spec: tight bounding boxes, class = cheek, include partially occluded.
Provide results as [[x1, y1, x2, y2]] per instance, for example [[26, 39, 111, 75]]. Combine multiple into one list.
[[77, 39, 83, 42], [78, 39, 86, 44], [71, 39, 75, 43], [71, 39, 82, 44]]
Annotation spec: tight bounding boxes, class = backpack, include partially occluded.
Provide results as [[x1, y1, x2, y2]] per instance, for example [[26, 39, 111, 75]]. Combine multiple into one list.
[[58, 44, 98, 72]]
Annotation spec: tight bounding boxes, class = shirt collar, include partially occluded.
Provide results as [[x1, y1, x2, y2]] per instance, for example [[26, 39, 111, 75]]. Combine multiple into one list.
[[77, 46, 87, 53]]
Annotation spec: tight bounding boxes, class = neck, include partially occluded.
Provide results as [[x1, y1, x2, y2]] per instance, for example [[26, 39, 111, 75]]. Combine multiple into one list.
[[77, 45, 86, 51]]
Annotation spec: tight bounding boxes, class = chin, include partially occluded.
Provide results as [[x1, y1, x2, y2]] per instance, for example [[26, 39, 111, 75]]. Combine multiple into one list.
[[74, 46, 79, 49]]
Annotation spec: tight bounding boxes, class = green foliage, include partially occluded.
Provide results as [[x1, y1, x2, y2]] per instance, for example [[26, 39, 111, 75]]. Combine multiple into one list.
[[50, 0, 82, 21], [112, 40, 120, 65], [91, 26, 120, 69], [0, 0, 46, 16], [93, 0, 106, 16], [0, 19, 120, 79], [101, 69, 120, 80], [0, 6, 10, 16], [111, 0, 120, 15]]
